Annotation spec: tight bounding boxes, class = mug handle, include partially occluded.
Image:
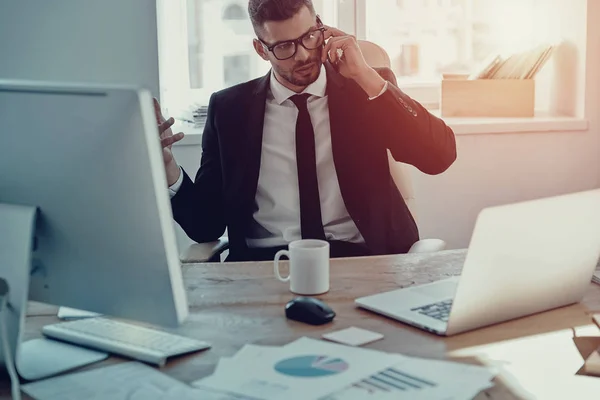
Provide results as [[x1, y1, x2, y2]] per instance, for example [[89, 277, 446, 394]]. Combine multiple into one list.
[[274, 250, 291, 282]]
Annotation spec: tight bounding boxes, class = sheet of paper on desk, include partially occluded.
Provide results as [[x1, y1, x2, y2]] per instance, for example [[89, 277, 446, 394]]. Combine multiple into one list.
[[21, 361, 253, 400], [163, 387, 259, 399], [21, 362, 191, 400], [193, 337, 497, 400], [193, 337, 407, 400], [323, 357, 496, 400]]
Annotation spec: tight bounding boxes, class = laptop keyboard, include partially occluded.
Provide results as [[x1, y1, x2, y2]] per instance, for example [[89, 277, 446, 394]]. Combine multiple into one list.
[[410, 299, 453, 322]]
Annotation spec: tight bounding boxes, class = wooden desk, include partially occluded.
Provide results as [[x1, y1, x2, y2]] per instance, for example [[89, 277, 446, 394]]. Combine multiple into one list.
[[5, 249, 600, 399]]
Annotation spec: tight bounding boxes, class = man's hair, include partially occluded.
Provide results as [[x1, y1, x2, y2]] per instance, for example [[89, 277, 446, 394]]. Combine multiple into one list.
[[248, 0, 316, 35]]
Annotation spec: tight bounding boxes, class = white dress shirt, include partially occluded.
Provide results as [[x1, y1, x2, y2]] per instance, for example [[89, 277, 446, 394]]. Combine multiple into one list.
[[170, 65, 388, 248]]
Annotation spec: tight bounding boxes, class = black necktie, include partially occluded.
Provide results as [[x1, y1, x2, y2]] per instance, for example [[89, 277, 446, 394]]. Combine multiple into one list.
[[290, 94, 326, 240]]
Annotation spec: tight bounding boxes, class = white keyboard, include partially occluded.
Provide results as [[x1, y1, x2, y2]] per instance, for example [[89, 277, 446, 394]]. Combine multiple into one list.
[[42, 317, 211, 367]]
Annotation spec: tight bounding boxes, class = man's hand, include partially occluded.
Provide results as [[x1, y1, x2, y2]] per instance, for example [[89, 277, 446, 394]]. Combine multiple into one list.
[[321, 26, 386, 98], [153, 98, 184, 186]]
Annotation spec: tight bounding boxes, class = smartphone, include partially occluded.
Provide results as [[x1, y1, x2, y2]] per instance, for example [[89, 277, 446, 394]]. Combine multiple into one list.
[[328, 49, 342, 73], [317, 15, 341, 73], [323, 41, 341, 72]]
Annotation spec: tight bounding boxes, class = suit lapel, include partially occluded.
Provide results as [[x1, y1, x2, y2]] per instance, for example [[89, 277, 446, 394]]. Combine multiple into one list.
[[325, 61, 359, 165], [325, 62, 358, 200], [236, 71, 270, 236], [325, 63, 386, 254]]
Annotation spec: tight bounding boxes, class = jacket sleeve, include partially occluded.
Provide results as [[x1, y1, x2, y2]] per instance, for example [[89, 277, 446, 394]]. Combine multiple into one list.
[[170, 93, 226, 242], [367, 67, 457, 175]]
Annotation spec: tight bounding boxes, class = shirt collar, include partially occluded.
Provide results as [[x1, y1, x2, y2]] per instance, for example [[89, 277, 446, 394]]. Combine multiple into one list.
[[269, 64, 327, 105]]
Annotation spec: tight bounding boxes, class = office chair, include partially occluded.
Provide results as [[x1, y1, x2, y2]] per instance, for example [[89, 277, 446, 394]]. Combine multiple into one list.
[[357, 40, 446, 254], [178, 40, 446, 263]]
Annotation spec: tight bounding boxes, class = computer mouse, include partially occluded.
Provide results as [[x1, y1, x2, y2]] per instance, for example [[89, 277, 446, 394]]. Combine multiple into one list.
[[285, 297, 336, 325]]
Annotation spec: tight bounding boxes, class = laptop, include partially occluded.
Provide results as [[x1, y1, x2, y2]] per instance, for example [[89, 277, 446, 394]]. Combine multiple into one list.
[[355, 189, 600, 336]]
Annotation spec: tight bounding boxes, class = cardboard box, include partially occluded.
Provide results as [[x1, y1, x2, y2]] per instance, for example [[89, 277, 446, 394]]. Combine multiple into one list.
[[440, 77, 535, 118]]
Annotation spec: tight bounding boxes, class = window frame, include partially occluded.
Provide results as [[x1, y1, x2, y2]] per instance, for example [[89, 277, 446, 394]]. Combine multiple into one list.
[[158, 0, 589, 143], [157, 0, 343, 117], [157, 0, 454, 113], [354, 0, 475, 110]]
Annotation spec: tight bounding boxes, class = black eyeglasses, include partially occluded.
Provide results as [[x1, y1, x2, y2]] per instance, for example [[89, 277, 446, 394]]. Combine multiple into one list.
[[259, 26, 326, 60]]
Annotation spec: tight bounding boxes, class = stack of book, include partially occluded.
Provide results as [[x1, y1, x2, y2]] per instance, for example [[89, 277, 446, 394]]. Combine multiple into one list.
[[469, 44, 555, 80], [593, 271, 600, 285], [193, 105, 208, 128]]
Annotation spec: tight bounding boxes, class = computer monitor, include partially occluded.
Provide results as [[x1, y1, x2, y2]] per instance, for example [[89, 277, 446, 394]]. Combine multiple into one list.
[[1, 79, 188, 325], [0, 80, 188, 379]]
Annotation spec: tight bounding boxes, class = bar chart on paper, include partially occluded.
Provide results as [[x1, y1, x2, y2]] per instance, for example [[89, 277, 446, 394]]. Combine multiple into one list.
[[322, 366, 439, 399], [323, 359, 496, 400], [355, 366, 437, 393]]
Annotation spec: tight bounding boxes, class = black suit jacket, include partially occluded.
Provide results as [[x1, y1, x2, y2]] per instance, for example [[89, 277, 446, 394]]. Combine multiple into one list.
[[171, 62, 457, 261]]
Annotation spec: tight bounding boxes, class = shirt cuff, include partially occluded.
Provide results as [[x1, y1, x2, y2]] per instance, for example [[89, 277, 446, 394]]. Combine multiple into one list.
[[368, 80, 389, 101], [168, 167, 184, 198]]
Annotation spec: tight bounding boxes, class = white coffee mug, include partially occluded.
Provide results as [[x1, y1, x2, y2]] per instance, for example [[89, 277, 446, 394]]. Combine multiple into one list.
[[274, 240, 330, 295]]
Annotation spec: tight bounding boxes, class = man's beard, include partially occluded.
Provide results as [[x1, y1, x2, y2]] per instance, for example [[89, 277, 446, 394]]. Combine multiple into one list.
[[277, 57, 322, 87]]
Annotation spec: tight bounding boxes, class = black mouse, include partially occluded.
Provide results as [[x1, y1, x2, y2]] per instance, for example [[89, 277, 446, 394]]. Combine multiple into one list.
[[285, 297, 335, 325]]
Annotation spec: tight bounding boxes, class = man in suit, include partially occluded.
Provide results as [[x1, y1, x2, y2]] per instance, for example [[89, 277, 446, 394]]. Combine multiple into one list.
[[157, 0, 457, 261]]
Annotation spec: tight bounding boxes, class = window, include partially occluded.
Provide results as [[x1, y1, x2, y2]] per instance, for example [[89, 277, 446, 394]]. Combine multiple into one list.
[[364, 0, 553, 83], [157, 0, 557, 118], [361, 0, 556, 107], [157, 0, 338, 120], [185, 0, 259, 93]]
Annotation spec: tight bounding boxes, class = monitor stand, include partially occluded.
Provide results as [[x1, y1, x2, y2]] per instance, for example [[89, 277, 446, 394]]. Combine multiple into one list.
[[0, 204, 108, 381]]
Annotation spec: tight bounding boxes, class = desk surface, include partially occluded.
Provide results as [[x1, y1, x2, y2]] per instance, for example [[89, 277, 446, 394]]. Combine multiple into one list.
[[5, 249, 600, 399]]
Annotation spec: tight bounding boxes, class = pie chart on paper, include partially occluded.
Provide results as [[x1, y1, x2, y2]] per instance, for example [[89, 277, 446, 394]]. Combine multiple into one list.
[[274, 355, 350, 377]]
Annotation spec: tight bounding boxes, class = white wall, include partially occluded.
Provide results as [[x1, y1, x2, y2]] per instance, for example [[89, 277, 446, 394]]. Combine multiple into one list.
[[413, 0, 600, 249], [413, 129, 600, 248], [173, 0, 600, 250], [0, 0, 160, 97], [0, 0, 199, 251]]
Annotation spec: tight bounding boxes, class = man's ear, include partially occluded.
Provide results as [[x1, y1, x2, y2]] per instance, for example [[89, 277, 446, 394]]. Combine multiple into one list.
[[253, 39, 270, 61]]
